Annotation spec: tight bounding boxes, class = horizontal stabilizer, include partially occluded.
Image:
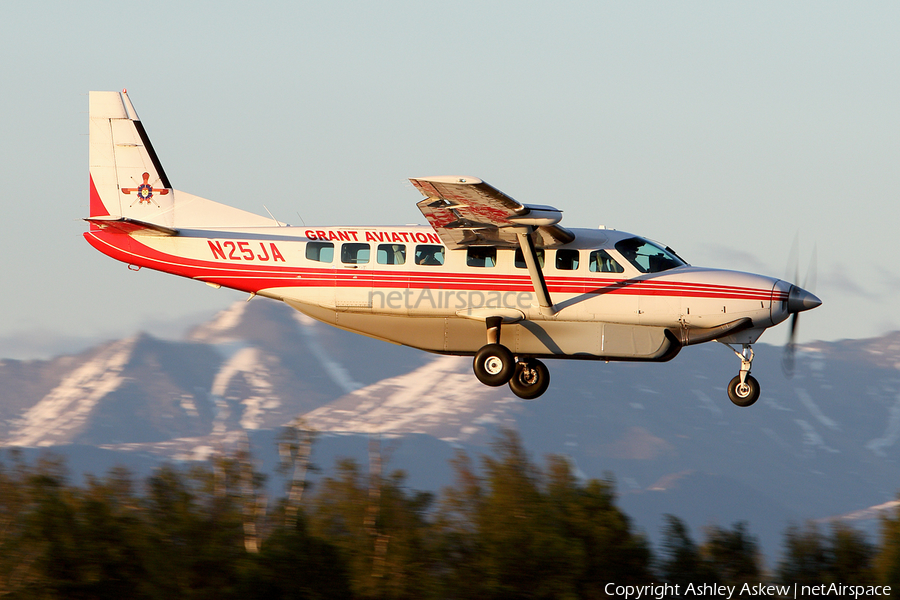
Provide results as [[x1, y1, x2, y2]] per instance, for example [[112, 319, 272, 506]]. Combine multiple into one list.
[[84, 216, 178, 237]]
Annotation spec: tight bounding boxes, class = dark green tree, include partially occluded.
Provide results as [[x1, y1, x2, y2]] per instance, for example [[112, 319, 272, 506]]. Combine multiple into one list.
[[436, 429, 652, 599], [544, 454, 652, 596], [658, 515, 716, 588], [700, 522, 761, 588], [0, 455, 150, 599], [74, 468, 149, 599], [0, 450, 34, 596], [875, 499, 900, 590], [778, 523, 829, 588], [829, 523, 876, 585], [17, 456, 83, 600], [308, 453, 437, 599], [779, 521, 876, 597], [141, 452, 264, 599], [242, 513, 352, 600]]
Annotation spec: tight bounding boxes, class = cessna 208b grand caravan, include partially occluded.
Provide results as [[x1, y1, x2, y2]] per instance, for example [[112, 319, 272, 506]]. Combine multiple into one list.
[[85, 91, 821, 406]]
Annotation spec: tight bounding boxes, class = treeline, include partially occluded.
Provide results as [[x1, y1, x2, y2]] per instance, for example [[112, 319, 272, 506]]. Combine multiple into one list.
[[0, 429, 897, 599]]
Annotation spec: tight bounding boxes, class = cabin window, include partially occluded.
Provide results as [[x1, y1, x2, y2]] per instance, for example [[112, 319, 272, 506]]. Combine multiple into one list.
[[615, 237, 686, 273], [414, 245, 445, 266], [305, 241, 334, 262], [377, 244, 406, 265], [341, 243, 370, 264], [555, 249, 580, 270], [514, 248, 545, 268], [589, 250, 624, 273], [466, 247, 497, 267]]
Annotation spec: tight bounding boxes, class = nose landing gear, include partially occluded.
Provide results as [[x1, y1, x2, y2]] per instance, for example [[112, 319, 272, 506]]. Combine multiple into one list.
[[724, 344, 760, 407]]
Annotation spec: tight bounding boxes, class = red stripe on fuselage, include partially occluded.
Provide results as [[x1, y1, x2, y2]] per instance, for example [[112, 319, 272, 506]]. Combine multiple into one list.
[[84, 230, 783, 302]]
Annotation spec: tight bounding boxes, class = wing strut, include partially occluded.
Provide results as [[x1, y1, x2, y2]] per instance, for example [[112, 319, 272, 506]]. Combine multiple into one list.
[[515, 227, 556, 316]]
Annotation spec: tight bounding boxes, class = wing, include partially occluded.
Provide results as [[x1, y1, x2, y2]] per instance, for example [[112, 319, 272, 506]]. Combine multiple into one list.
[[410, 176, 575, 249]]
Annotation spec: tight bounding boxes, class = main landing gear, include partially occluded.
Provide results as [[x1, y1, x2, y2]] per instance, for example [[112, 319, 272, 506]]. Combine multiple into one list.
[[508, 358, 550, 400], [473, 344, 551, 399], [473, 344, 515, 387], [724, 343, 760, 407], [473, 317, 551, 400]]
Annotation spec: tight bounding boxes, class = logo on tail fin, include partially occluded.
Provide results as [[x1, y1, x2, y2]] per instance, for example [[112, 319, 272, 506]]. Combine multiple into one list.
[[122, 172, 169, 205]]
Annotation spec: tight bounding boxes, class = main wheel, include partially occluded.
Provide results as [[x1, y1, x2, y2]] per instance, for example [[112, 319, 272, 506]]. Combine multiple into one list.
[[473, 344, 515, 387], [508, 358, 550, 400], [727, 375, 760, 407]]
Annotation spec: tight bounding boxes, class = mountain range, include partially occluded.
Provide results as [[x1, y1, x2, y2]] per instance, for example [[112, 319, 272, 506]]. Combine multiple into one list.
[[2, 299, 898, 562]]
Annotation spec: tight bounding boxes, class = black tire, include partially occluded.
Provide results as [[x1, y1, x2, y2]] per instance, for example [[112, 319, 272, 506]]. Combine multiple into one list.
[[727, 375, 760, 407], [508, 358, 550, 400], [473, 344, 515, 387]]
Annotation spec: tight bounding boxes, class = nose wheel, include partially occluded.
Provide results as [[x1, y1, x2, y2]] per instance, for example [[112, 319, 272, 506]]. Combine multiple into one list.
[[727, 374, 760, 407], [724, 343, 760, 407]]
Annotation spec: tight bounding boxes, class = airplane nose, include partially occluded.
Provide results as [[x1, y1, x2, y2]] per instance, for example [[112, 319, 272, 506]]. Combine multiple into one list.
[[787, 285, 822, 314]]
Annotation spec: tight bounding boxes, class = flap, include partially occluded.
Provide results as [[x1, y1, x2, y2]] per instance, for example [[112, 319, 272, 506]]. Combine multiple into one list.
[[411, 176, 574, 249]]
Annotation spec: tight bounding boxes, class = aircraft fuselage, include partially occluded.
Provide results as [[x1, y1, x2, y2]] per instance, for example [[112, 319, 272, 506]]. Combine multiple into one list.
[[84, 223, 791, 361]]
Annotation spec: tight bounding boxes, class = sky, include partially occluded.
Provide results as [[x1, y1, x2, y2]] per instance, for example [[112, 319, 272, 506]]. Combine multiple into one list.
[[1, 1, 899, 359]]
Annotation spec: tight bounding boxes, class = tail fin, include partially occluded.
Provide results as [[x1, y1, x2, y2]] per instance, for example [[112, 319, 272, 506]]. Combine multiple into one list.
[[88, 91, 276, 230], [89, 90, 174, 226]]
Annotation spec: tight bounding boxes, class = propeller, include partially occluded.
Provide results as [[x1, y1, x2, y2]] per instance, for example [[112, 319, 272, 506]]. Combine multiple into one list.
[[782, 243, 820, 377]]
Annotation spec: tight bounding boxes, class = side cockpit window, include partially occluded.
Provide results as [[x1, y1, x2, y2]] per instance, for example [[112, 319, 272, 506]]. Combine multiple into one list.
[[615, 237, 686, 273], [589, 250, 624, 273], [306, 241, 334, 262]]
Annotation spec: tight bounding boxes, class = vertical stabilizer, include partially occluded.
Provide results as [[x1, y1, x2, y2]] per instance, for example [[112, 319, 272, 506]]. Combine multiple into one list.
[[87, 91, 278, 229], [89, 90, 174, 227]]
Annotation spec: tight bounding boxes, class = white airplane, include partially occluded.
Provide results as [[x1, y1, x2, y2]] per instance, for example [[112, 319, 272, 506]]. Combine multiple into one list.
[[85, 91, 821, 406]]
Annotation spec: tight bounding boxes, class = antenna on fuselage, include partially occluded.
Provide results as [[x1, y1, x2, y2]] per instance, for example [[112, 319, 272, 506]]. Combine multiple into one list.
[[263, 205, 282, 227]]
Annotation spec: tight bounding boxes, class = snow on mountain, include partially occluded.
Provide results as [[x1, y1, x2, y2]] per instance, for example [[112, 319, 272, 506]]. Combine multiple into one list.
[[303, 355, 519, 441], [5, 337, 134, 447], [211, 346, 279, 431], [188, 301, 250, 344], [0, 300, 434, 450], [2, 333, 226, 447], [292, 312, 364, 395], [0, 353, 93, 440]]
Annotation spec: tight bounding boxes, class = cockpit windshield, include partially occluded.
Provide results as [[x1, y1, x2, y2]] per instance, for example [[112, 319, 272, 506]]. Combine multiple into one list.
[[614, 237, 687, 273]]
